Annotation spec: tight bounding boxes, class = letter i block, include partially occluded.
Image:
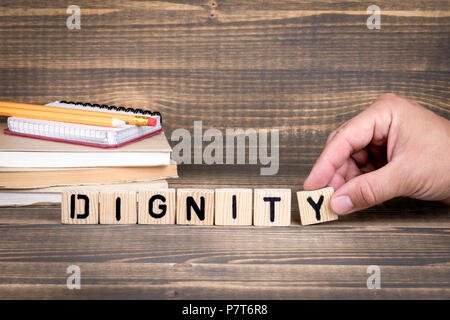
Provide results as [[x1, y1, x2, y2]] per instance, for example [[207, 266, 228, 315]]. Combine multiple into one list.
[[253, 189, 291, 226], [138, 189, 176, 224], [99, 191, 137, 224], [215, 189, 252, 226], [61, 191, 99, 224], [176, 189, 214, 225], [296, 187, 338, 225]]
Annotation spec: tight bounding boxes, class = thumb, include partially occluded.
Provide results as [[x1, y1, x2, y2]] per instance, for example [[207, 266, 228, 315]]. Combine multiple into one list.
[[330, 162, 404, 214]]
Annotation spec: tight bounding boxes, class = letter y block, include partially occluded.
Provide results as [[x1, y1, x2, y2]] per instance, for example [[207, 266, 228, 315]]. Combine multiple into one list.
[[296, 187, 339, 225]]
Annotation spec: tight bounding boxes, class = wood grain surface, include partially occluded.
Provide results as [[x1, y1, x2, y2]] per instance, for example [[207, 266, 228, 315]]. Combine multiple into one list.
[[0, 204, 449, 299], [0, 0, 449, 299]]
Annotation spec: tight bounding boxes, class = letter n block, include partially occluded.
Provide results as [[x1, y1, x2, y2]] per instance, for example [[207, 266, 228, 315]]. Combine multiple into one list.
[[138, 189, 175, 224], [176, 189, 214, 225], [296, 187, 338, 225], [61, 191, 99, 224], [99, 191, 137, 224], [253, 189, 291, 226], [215, 189, 252, 226]]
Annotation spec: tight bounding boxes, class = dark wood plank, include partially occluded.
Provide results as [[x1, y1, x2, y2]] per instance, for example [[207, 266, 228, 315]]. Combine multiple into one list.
[[1, 1, 448, 165], [0, 211, 449, 299], [0, 263, 449, 299]]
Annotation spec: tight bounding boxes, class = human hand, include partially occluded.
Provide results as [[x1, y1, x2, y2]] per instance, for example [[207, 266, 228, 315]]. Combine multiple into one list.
[[303, 93, 450, 214]]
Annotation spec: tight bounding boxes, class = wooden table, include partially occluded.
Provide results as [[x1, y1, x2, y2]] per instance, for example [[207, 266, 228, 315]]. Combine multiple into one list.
[[0, 1, 448, 299]]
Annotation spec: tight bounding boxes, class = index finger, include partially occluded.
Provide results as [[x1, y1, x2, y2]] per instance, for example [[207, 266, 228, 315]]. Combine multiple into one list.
[[303, 103, 392, 190]]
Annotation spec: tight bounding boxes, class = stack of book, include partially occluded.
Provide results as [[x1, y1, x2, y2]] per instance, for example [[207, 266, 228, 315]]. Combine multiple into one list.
[[0, 101, 177, 206]]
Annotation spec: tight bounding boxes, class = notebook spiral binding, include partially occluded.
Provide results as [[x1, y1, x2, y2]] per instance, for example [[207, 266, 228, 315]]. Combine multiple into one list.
[[58, 100, 162, 124], [6, 101, 164, 148]]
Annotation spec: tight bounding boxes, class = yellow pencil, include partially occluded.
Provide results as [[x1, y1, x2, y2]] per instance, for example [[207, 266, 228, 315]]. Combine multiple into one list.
[[0, 101, 156, 126], [0, 107, 126, 127]]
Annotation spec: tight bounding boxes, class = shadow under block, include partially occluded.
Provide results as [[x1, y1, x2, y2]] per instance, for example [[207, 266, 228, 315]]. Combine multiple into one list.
[[176, 189, 214, 225], [99, 191, 137, 224], [138, 189, 175, 224], [61, 191, 99, 224], [253, 189, 291, 226], [296, 187, 339, 225], [215, 189, 253, 226]]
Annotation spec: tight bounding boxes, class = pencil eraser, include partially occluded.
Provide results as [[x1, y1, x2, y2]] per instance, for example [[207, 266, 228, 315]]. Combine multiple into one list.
[[147, 118, 157, 126]]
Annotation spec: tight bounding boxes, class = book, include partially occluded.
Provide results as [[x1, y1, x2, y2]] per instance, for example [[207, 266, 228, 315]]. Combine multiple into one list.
[[0, 161, 178, 189], [0, 122, 172, 168], [5, 101, 163, 148], [0, 180, 169, 206]]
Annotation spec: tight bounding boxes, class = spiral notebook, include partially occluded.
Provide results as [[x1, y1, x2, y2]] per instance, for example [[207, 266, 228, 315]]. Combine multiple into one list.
[[4, 101, 163, 148]]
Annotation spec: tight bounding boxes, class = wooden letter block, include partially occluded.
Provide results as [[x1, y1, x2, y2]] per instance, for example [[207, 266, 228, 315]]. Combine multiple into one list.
[[99, 191, 137, 224], [138, 189, 175, 224], [61, 191, 99, 224], [296, 187, 338, 225], [176, 189, 214, 225], [253, 189, 291, 226], [215, 188, 252, 226]]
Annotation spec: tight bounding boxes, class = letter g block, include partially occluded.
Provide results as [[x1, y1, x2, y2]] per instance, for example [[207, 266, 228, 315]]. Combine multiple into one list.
[[138, 189, 175, 224]]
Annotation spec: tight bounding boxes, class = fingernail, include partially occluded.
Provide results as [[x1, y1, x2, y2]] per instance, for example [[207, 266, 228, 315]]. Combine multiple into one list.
[[331, 196, 354, 214]]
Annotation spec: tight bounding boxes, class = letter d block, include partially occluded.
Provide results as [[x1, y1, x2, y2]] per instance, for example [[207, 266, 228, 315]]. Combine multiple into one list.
[[296, 187, 338, 225], [253, 189, 291, 226], [138, 189, 175, 224], [215, 189, 252, 226], [61, 191, 99, 224], [177, 189, 214, 225], [99, 191, 137, 224]]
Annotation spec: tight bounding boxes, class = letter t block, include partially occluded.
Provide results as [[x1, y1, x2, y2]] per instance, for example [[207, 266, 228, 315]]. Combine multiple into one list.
[[253, 189, 291, 226]]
